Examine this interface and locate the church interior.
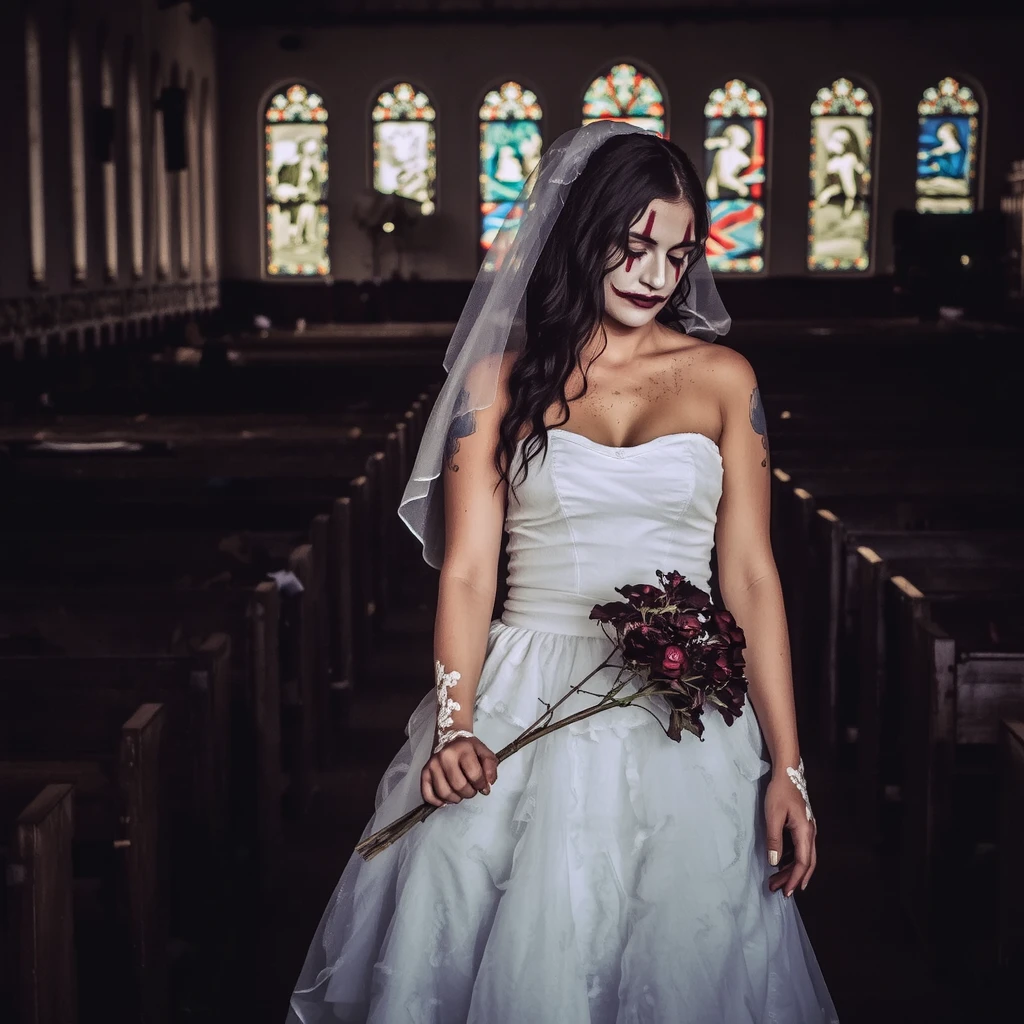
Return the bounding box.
[1,0,1023,1021]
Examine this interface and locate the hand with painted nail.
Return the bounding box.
[421,735,499,807]
[765,758,817,899]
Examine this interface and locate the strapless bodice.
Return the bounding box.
[501,429,724,637]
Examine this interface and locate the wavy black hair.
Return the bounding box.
[495,130,711,499]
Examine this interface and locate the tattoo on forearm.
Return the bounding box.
[444,387,477,472]
[749,386,769,468]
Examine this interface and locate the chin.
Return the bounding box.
[606,300,663,329]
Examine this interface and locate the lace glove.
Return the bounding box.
[785,757,815,823]
[433,660,475,755]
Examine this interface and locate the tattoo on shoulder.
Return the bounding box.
[749,386,769,468]
[444,387,477,472]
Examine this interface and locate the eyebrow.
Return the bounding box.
[628,231,699,250]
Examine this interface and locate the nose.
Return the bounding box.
[639,252,667,292]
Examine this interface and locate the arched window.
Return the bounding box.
[916,76,980,214]
[582,63,665,136]
[68,35,87,282]
[126,49,144,278]
[25,18,45,285]
[265,83,329,277]
[703,79,768,273]
[479,82,542,270]
[100,44,118,280]
[372,82,436,215]
[808,78,874,272]
[200,78,216,277]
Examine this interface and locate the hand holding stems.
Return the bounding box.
[360,651,641,860]
[765,756,817,898]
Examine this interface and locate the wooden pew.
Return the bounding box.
[771,467,1024,741]
[998,719,1024,972]
[0,703,168,1024]
[0,782,77,1024]
[0,640,230,898]
[858,565,1024,841]
[901,612,1024,954]
[0,584,281,883]
[808,521,1024,765]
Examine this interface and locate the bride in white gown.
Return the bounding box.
[287,122,840,1023]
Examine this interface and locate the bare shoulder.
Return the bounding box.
[687,341,758,401]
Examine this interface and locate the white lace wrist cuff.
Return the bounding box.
[784,756,814,822]
[434,729,475,754]
[434,660,473,755]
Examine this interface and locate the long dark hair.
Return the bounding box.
[495,131,711,499]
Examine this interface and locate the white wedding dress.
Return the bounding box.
[287,428,841,1023]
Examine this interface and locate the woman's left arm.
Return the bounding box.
[711,347,817,896]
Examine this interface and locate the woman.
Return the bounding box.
[287,121,839,1023]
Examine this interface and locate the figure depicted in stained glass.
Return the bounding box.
[264,84,329,276]
[480,82,543,268]
[373,83,437,215]
[916,77,979,214]
[582,63,666,136]
[704,80,767,273]
[808,78,874,271]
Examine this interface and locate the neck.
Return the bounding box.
[585,315,661,368]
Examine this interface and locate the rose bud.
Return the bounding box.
[661,645,686,678]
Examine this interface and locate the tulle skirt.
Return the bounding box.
[286,620,841,1023]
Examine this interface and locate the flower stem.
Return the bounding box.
[355,658,657,863]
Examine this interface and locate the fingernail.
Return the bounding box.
[768,850,779,866]
[483,787,490,795]
[801,880,808,891]
[785,890,793,898]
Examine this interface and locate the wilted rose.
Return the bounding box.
[659,644,687,679]
[707,646,744,684]
[669,609,704,639]
[589,600,640,628]
[621,622,672,664]
[657,570,712,611]
[711,609,745,647]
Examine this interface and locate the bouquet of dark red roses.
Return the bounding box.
[589,569,749,742]
[355,570,748,861]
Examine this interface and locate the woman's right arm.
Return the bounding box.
[420,356,511,807]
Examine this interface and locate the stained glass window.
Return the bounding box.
[479,82,542,270]
[808,78,874,272]
[582,63,665,136]
[704,80,768,273]
[264,84,329,277]
[916,77,980,214]
[372,83,436,215]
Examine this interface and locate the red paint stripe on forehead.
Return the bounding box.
[626,209,657,273]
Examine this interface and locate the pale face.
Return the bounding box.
[603,198,698,328]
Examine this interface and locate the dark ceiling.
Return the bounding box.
[169,0,1012,28]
